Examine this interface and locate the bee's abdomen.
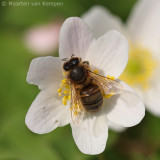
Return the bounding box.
[80,84,103,112]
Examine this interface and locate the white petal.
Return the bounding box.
[25,88,71,134]
[143,66,160,116]
[104,80,145,127]
[145,90,160,116]
[108,121,126,132]
[71,111,108,155]
[127,0,160,59]
[24,22,61,55]
[27,56,63,90]
[82,6,126,38]
[59,17,95,60]
[86,30,128,78]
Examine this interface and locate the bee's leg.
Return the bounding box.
[83,61,89,66]
[90,78,93,83]
[71,54,75,58]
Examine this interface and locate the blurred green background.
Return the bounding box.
[1,0,160,159]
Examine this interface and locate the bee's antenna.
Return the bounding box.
[71,54,75,58]
[62,58,68,61]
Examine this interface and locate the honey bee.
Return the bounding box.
[63,56,139,125]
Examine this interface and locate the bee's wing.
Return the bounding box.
[89,71,123,95]
[70,84,84,125]
[89,71,141,107]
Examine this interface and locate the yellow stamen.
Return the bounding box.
[65,84,70,89]
[68,95,71,100]
[63,95,68,100]
[63,90,69,94]
[93,69,99,74]
[60,83,64,87]
[61,79,67,83]
[62,100,66,105]
[120,44,158,90]
[104,93,114,99]
[58,93,62,97]
[58,76,71,106]
[107,75,115,80]
[57,88,62,93]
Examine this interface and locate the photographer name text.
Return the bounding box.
[2,1,63,7]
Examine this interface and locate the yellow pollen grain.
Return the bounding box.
[58,93,62,97]
[63,95,68,100]
[62,100,66,105]
[61,79,67,83]
[107,75,115,80]
[57,88,62,93]
[65,84,70,89]
[93,69,99,74]
[104,94,113,99]
[68,95,71,100]
[60,83,64,87]
[63,90,69,94]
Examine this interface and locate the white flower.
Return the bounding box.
[25,17,145,155]
[82,0,160,128]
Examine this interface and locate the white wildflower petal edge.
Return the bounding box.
[108,121,126,132]
[59,17,95,60]
[71,111,108,155]
[104,80,145,127]
[25,88,71,134]
[127,0,160,59]
[82,5,125,38]
[27,56,63,90]
[86,30,128,78]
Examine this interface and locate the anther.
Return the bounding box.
[107,75,115,80]
[93,69,99,74]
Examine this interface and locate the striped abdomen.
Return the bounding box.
[80,84,103,112]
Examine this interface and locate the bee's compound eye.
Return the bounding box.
[63,62,70,71]
[70,58,79,66]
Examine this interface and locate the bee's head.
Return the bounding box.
[63,57,80,71]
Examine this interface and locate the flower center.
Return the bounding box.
[57,75,71,106]
[120,45,157,90]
